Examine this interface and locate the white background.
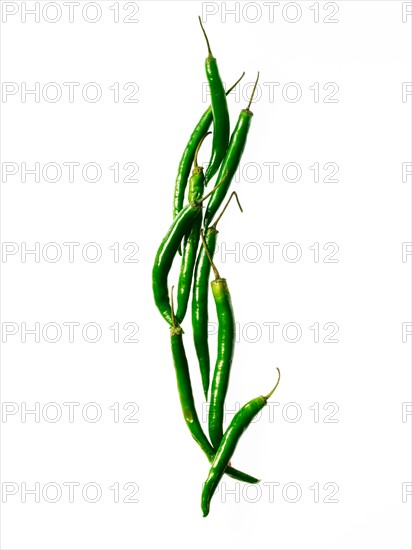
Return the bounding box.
[1,1,411,549]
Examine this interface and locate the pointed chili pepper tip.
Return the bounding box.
[169,285,184,335]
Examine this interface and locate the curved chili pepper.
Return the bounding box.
[187,135,210,204]
[173,72,245,223]
[201,369,281,517]
[176,134,209,323]
[203,72,260,229]
[198,17,230,184]
[192,227,218,399]
[153,204,201,325]
[153,180,223,326]
[192,192,243,400]
[169,290,260,484]
[200,231,237,449]
[208,278,235,449]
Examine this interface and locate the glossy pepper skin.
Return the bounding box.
[188,166,206,204]
[198,17,230,184]
[204,72,259,228]
[203,111,252,228]
[208,277,235,449]
[173,73,245,222]
[169,324,260,484]
[201,370,281,517]
[176,132,210,323]
[192,227,218,399]
[192,191,242,401]
[154,175,231,324]
[170,324,214,453]
[153,203,201,325]
[173,111,211,222]
[176,167,205,323]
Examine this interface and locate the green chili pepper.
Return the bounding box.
[173,72,245,223]
[201,369,281,517]
[192,227,218,399]
[208,279,235,449]
[203,72,260,229]
[153,204,201,325]
[175,134,209,323]
[153,181,224,326]
[187,135,210,204]
[200,231,237,449]
[192,192,243,400]
[169,289,260,484]
[176,215,202,324]
[198,17,230,184]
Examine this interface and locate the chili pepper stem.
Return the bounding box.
[246,72,260,111]
[195,170,228,207]
[173,72,245,218]
[194,132,211,170]
[200,229,220,280]
[198,16,212,56]
[264,368,281,401]
[227,72,245,95]
[211,191,243,230]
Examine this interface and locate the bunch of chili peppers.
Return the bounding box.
[152,18,280,516]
